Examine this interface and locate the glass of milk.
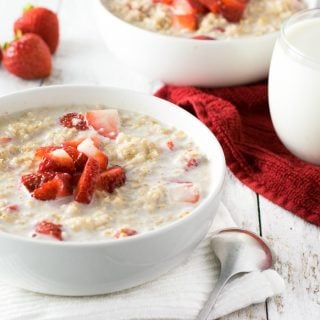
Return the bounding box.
[269,9,320,165]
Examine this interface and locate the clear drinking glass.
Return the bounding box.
[268,9,320,165]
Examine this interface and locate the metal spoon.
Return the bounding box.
[197,228,274,320]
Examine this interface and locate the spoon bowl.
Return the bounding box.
[197,228,274,320]
[211,228,274,273]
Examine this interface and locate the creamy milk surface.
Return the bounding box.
[0,106,211,241]
[285,17,320,60]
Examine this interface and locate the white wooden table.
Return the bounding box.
[0,1,319,319]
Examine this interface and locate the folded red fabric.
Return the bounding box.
[155,83,320,226]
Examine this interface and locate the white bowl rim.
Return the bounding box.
[0,84,226,248]
[96,0,281,44]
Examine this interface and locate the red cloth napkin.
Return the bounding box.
[155,83,320,227]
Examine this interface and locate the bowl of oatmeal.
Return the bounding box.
[0,85,225,295]
[94,0,314,86]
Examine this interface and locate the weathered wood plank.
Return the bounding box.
[220,172,267,320]
[260,197,320,320]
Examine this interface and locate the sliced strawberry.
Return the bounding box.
[33,178,59,200]
[55,173,73,197]
[173,13,198,30]
[90,135,101,148]
[61,138,85,149]
[33,173,72,200]
[114,228,137,239]
[21,172,56,192]
[59,112,89,130]
[169,182,200,203]
[63,145,88,172]
[74,158,100,204]
[0,136,12,143]
[197,0,220,13]
[219,0,248,22]
[62,145,78,162]
[192,35,216,40]
[85,109,120,139]
[185,158,200,170]
[153,0,173,4]
[166,140,175,151]
[35,221,63,241]
[99,166,126,193]
[38,149,75,174]
[172,0,207,14]
[77,138,108,170]
[6,204,19,211]
[71,172,81,187]
[35,146,60,159]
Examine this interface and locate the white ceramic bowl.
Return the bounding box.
[94,0,316,87]
[0,85,225,296]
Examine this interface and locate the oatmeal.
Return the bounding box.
[106,0,306,39]
[0,106,210,241]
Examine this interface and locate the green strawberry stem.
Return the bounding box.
[2,42,10,50]
[23,3,34,13]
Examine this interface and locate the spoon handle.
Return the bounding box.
[196,272,232,320]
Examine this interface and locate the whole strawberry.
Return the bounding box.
[14,5,59,54]
[3,33,52,79]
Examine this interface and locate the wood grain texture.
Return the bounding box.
[260,197,320,320]
[220,171,267,319]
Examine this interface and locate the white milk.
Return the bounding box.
[269,15,320,164]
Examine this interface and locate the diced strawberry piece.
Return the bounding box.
[33,179,59,200]
[77,138,108,170]
[35,146,60,159]
[90,135,101,148]
[71,172,81,187]
[169,182,200,203]
[166,140,175,150]
[192,35,216,40]
[63,145,89,172]
[214,26,225,32]
[74,158,100,204]
[114,228,138,239]
[85,109,120,139]
[75,153,88,171]
[197,0,220,13]
[62,145,78,162]
[61,138,85,149]
[55,173,73,197]
[38,149,75,174]
[173,13,198,30]
[6,204,19,211]
[153,0,173,4]
[21,172,56,192]
[35,221,63,241]
[33,173,72,200]
[185,158,200,170]
[59,112,89,130]
[220,0,248,22]
[0,136,12,143]
[99,166,126,193]
[172,0,207,14]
